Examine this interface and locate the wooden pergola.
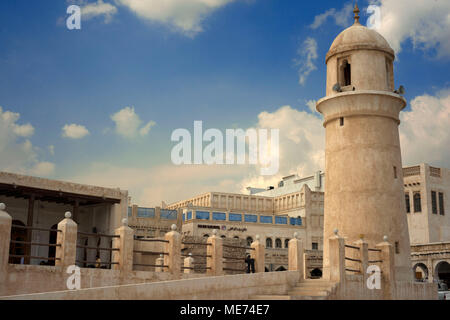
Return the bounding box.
[0,182,121,264]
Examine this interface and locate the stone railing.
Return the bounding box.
[403,166,421,177]
[327,230,395,288]
[429,166,441,178]
[0,202,309,290]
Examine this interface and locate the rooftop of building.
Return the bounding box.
[0,171,127,205]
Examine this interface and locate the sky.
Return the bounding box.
[0,0,449,206]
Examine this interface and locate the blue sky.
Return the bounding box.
[0,0,449,206]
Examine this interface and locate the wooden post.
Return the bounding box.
[25,195,35,264]
[72,199,80,224]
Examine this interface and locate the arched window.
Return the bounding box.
[221,235,226,239]
[233,236,239,240]
[285,239,290,248]
[246,237,253,247]
[266,238,273,248]
[203,234,209,238]
[405,193,411,213]
[414,192,422,212]
[343,60,351,86]
[275,238,282,248]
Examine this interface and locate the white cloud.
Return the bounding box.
[62,124,90,139]
[239,104,325,192]
[310,3,353,29]
[66,162,248,207]
[29,162,56,177]
[111,106,156,138]
[62,89,450,206]
[79,0,118,23]
[400,88,450,168]
[66,102,325,205]
[370,0,450,58]
[13,123,34,137]
[306,99,317,114]
[0,106,54,177]
[115,0,236,36]
[139,120,156,136]
[294,37,318,85]
[48,145,55,156]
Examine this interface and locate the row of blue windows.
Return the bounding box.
[196,211,210,220]
[184,211,192,221]
[131,207,302,226]
[275,216,288,225]
[212,212,226,221]
[137,207,155,218]
[183,210,302,226]
[260,216,273,224]
[160,209,177,220]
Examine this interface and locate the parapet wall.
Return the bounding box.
[0,264,207,297]
[327,274,437,300]
[1,271,301,300]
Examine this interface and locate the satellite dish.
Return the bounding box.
[332,83,342,93]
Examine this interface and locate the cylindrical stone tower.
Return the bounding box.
[316,5,412,281]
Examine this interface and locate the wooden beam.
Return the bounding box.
[25,194,35,264]
[73,199,80,224]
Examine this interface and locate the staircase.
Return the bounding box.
[250,279,336,300]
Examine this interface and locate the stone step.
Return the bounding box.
[290,295,328,300]
[296,283,333,289]
[249,295,292,300]
[298,279,332,284]
[288,289,330,296]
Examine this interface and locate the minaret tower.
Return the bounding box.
[316,4,412,281]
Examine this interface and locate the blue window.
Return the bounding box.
[127,207,132,217]
[137,207,155,218]
[229,213,242,222]
[160,209,177,220]
[260,216,273,224]
[182,213,185,221]
[212,212,226,221]
[187,211,192,220]
[196,211,210,220]
[275,216,287,225]
[244,214,257,223]
[290,217,302,226]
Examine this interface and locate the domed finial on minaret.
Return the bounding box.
[353,3,361,25]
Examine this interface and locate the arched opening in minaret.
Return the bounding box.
[343,60,351,86]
